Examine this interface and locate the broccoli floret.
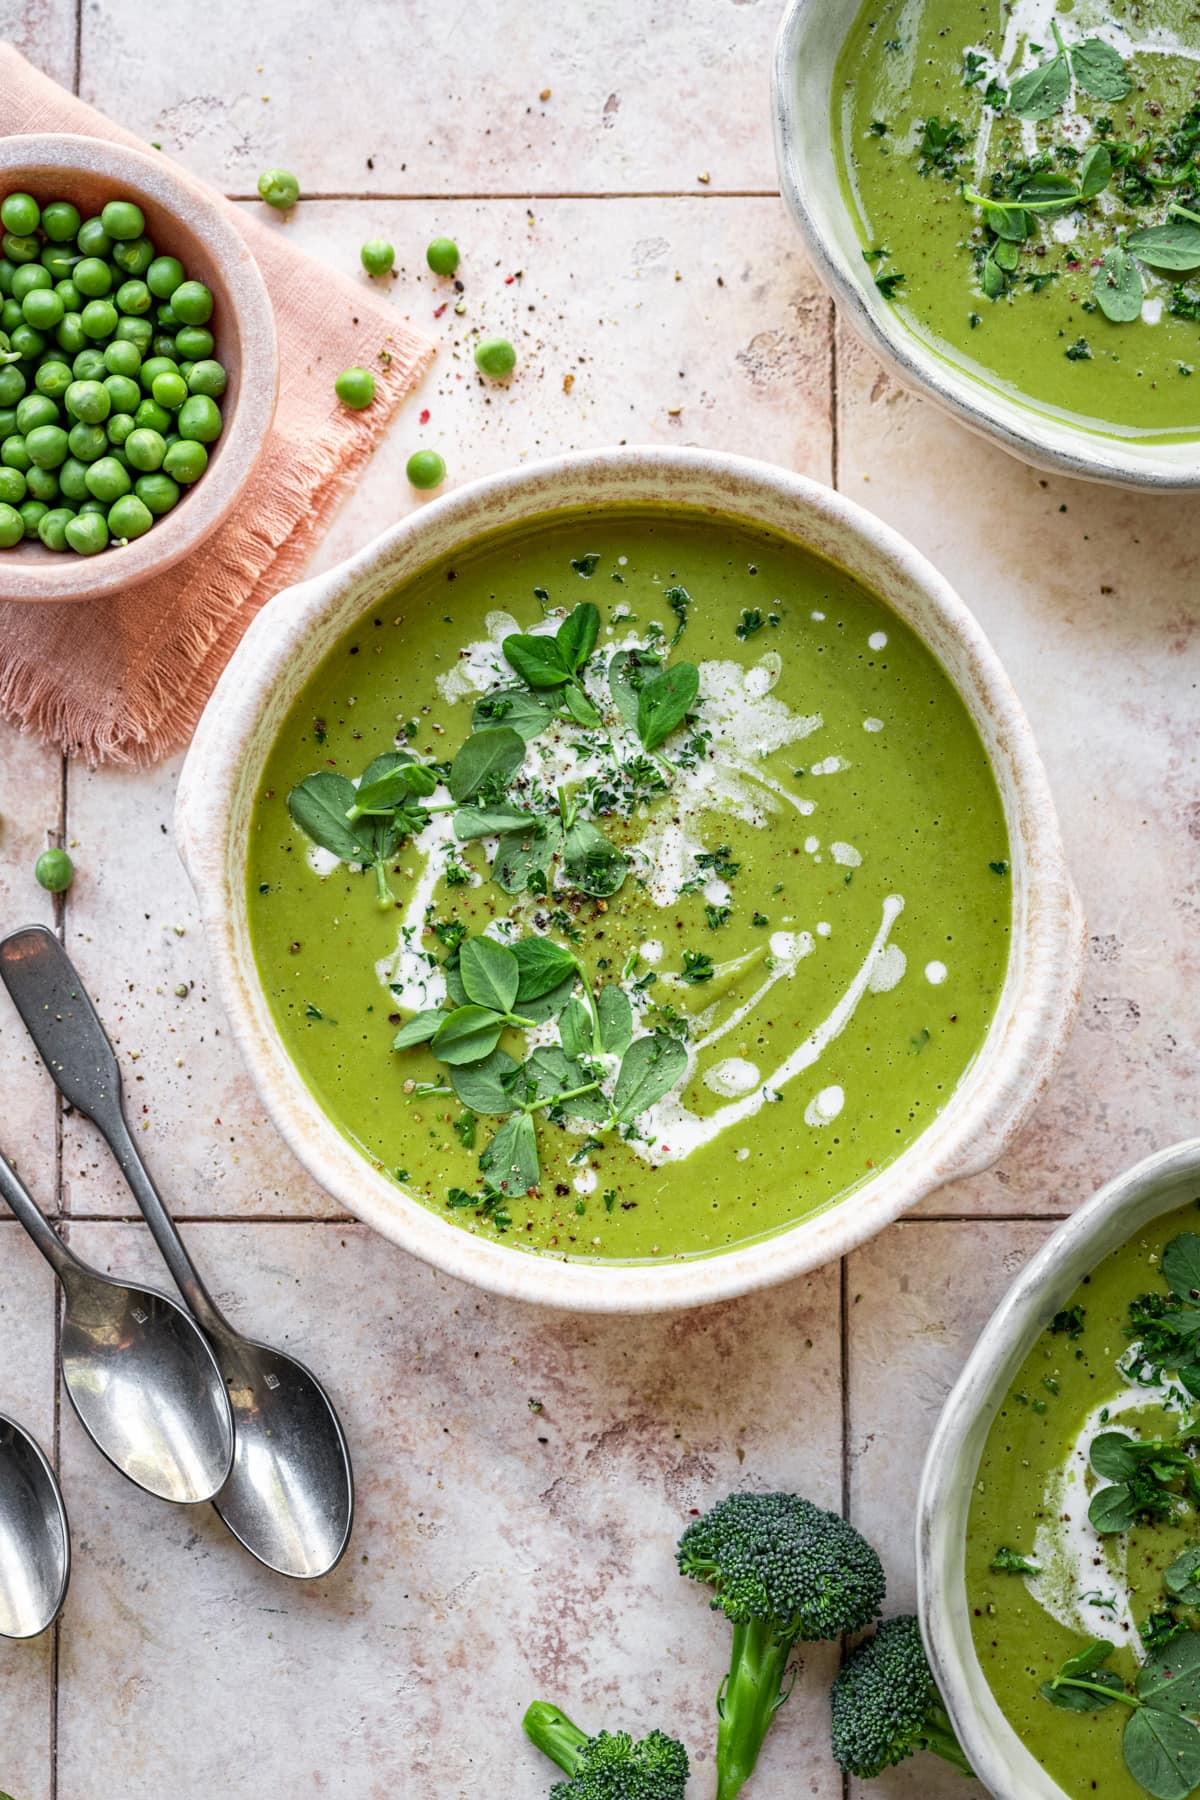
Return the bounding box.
[677,1491,885,1799]
[523,1701,689,1799]
[830,1614,973,1778]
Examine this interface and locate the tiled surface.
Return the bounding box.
[0,2,1196,1797]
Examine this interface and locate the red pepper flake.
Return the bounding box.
[433,302,448,318]
[504,273,515,285]
[419,407,430,425]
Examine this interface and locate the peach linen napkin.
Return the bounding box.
[0,46,435,765]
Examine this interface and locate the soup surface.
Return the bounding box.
[968,1201,1200,1798]
[247,509,1010,1261]
[835,0,1200,441]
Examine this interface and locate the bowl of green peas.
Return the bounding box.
[0,133,278,603]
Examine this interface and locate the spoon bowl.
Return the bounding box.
[0,1415,70,1639]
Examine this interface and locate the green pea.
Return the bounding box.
[146,255,184,299]
[65,378,110,424]
[103,374,141,415]
[17,394,59,434]
[83,456,130,502]
[112,236,154,277]
[75,218,111,258]
[474,335,516,378]
[177,361,194,382]
[134,471,180,515]
[0,465,26,505]
[71,347,107,381]
[177,394,221,441]
[106,412,135,448]
[114,316,153,352]
[74,256,113,298]
[335,366,375,409]
[58,456,90,502]
[152,371,188,411]
[0,364,25,407]
[25,465,59,503]
[125,427,166,471]
[1,435,30,471]
[106,493,153,540]
[257,168,300,210]
[41,201,81,244]
[21,289,64,332]
[360,238,395,276]
[9,323,45,359]
[0,259,13,297]
[25,424,69,469]
[19,498,48,538]
[115,278,152,316]
[155,303,179,330]
[186,358,226,398]
[55,313,86,355]
[80,299,118,340]
[12,263,51,301]
[151,332,178,360]
[0,298,21,333]
[65,511,109,555]
[100,199,145,242]
[162,438,207,484]
[3,233,40,265]
[173,325,213,360]
[77,498,108,515]
[37,506,74,551]
[67,421,107,463]
[54,279,81,312]
[34,847,74,891]
[426,237,460,276]
[405,448,446,490]
[1,193,39,237]
[0,499,24,546]
[134,397,172,434]
[138,355,177,393]
[171,281,213,326]
[103,339,141,378]
[39,244,78,282]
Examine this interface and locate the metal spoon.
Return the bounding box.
[0,1151,233,1504]
[0,1414,70,1639]
[0,926,354,1581]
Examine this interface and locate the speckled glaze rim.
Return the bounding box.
[176,446,1084,1314]
[0,134,278,604]
[771,1,1200,492]
[918,1139,1200,1798]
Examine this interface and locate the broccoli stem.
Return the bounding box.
[524,1702,589,1776]
[715,1619,796,1800]
[923,1703,976,1776]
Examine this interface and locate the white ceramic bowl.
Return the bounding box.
[771,1,1200,491]
[918,1138,1200,1798]
[176,446,1083,1313]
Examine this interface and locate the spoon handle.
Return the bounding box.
[0,925,226,1337]
[0,1150,78,1282]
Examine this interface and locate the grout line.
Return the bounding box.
[223,187,783,203]
[829,301,840,490]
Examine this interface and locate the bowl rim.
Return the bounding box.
[770,0,1200,492]
[917,1136,1200,1797]
[0,132,278,604]
[176,444,1084,1313]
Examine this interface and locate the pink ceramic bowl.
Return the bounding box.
[0,134,277,604]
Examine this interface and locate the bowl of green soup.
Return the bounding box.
[919,1138,1200,1799]
[773,1,1200,487]
[176,447,1082,1311]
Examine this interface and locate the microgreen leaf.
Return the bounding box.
[1164,1235,1200,1300]
[1071,38,1131,103]
[480,1110,540,1195]
[448,726,526,803]
[1137,1632,1200,1712]
[1009,36,1071,121]
[458,937,520,1014]
[636,660,700,753]
[597,984,633,1056]
[1090,1431,1141,1482]
[449,1048,519,1114]
[502,630,573,689]
[1079,143,1113,201]
[608,646,661,726]
[472,688,556,741]
[570,553,600,578]
[454,803,543,840]
[1123,1707,1200,1800]
[431,1005,508,1066]
[287,772,372,862]
[392,1010,445,1050]
[1040,1669,1125,1712]
[1094,240,1143,322]
[1165,1547,1200,1607]
[349,753,437,817]
[561,684,602,727]
[556,601,600,672]
[517,972,577,1026]
[512,938,577,1002]
[665,585,691,646]
[492,820,562,894]
[562,819,628,898]
[1126,221,1200,273]
[611,1033,688,1124]
[558,998,591,1062]
[1089,1483,1136,1535]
